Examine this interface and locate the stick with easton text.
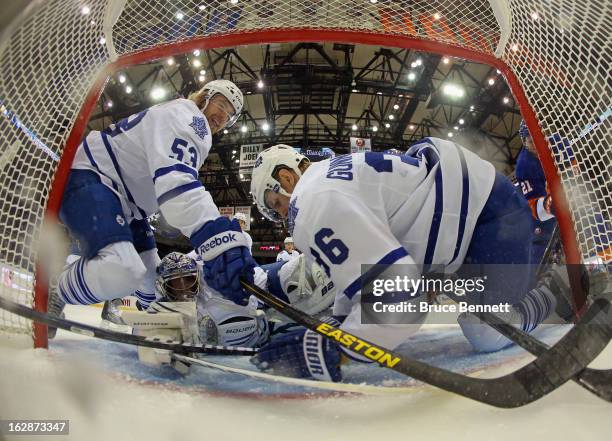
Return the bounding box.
[472,309,612,401]
[240,278,612,408]
[0,296,257,356]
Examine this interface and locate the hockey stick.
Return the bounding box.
[472,310,612,401]
[535,224,560,279]
[171,353,427,395]
[240,278,612,408]
[0,296,257,356]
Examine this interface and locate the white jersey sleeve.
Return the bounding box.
[71,99,220,237]
[143,100,219,237]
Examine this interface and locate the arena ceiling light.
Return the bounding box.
[176,11,184,20]
[240,125,248,133]
[442,83,465,98]
[372,126,378,132]
[388,114,395,120]
[192,59,202,68]
[125,86,132,94]
[459,118,465,124]
[442,57,450,64]
[407,72,416,81]
[262,122,270,131]
[393,104,399,110]
[223,129,229,135]
[193,49,201,56]
[257,80,264,88]
[81,6,91,15]
[351,124,358,130]
[385,123,390,128]
[198,75,205,82]
[409,124,415,130]
[166,58,175,66]
[447,132,454,137]
[150,87,166,101]
[118,74,126,83]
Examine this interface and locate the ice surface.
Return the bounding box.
[0,305,610,441]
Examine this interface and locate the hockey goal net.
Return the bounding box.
[0,0,609,347]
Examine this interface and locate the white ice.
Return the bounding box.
[0,304,610,441]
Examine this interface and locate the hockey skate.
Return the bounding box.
[46,283,66,339]
[538,264,586,322]
[101,298,126,325]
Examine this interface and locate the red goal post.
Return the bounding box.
[0,0,608,348]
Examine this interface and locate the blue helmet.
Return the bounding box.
[518,120,531,139]
[156,252,200,301]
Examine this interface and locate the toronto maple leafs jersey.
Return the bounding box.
[71,99,219,237]
[288,137,496,350]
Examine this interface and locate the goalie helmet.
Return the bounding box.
[250,145,308,222]
[156,252,200,302]
[199,79,243,128]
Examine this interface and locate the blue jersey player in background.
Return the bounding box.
[515,120,558,267]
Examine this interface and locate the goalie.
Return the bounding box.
[128,251,336,369]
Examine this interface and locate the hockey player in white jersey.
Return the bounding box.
[50,80,256,324]
[232,212,253,252]
[276,237,301,262]
[247,142,575,382]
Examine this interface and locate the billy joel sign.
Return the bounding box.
[239,144,264,179]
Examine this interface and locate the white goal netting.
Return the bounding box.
[0,0,609,346]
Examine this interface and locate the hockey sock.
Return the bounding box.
[132,248,161,310]
[515,285,556,332]
[57,242,146,305]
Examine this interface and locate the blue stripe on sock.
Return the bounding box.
[76,260,100,304]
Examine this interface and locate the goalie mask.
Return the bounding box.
[250,145,308,222]
[156,252,200,302]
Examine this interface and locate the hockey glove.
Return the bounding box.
[250,320,342,382]
[191,216,256,305]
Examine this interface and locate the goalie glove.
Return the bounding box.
[250,318,342,382]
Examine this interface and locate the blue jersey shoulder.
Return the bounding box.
[515,148,547,199]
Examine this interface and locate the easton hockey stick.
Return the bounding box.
[240,278,612,408]
[171,353,427,395]
[0,296,257,356]
[472,310,612,401]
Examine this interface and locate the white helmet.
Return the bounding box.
[233,212,247,223]
[200,79,243,128]
[250,145,308,222]
[284,237,294,244]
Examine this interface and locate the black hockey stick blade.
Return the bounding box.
[241,278,612,408]
[0,296,257,356]
[474,310,612,402]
